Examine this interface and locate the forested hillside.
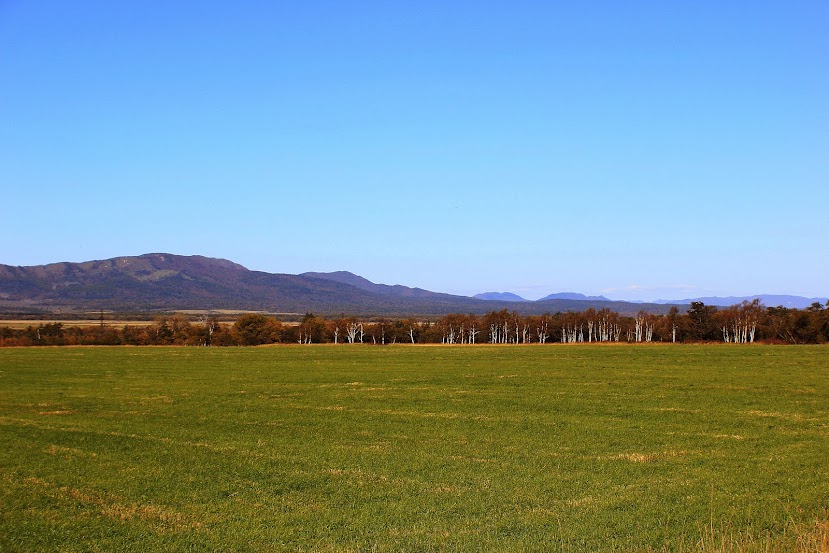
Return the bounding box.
[0,254,674,316]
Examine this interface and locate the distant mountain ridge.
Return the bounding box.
[475,291,611,302]
[0,253,677,316]
[653,294,828,309]
[475,290,825,309]
[301,271,445,299]
[538,292,611,302]
[473,292,528,302]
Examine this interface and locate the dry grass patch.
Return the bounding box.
[685,513,829,553]
[565,495,597,507]
[614,450,692,463]
[21,476,204,532]
[43,444,98,458]
[365,441,393,453]
[324,467,391,487]
[745,410,806,422]
[138,395,174,404]
[712,434,746,440]
[653,407,702,413]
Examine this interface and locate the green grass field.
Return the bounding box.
[1,345,827,551]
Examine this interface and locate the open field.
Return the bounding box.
[1,345,827,551]
[0,320,158,329]
[0,318,302,329]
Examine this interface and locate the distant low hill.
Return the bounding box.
[475,290,826,310]
[654,295,828,309]
[473,292,528,302]
[538,292,611,302]
[474,291,612,302]
[0,253,677,316]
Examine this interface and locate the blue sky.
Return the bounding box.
[1,1,827,301]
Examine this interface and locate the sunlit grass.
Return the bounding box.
[1,345,827,551]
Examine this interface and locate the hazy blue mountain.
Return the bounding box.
[301,271,444,298]
[538,292,611,302]
[473,292,529,302]
[654,295,828,309]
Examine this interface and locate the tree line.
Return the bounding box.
[2,300,828,347]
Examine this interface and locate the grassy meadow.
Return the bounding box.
[1,345,827,551]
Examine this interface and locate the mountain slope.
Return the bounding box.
[0,254,371,312]
[0,254,489,314]
[301,271,445,298]
[0,254,678,316]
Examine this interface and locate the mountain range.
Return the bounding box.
[0,253,822,316]
[653,295,828,309]
[476,291,826,310]
[0,253,675,316]
[473,292,611,302]
[472,292,529,302]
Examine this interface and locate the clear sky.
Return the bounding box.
[1,1,827,301]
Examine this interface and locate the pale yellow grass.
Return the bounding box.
[688,515,829,553]
[644,511,829,552]
[19,476,205,532]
